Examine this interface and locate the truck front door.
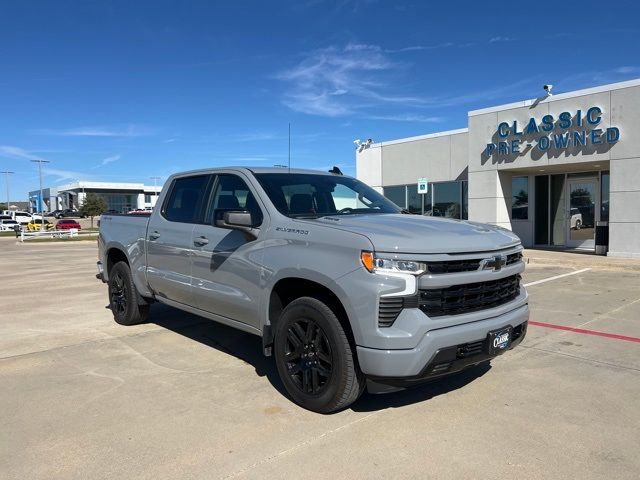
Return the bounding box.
[146,174,212,306]
[190,173,264,328]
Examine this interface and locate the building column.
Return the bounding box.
[467,170,511,229]
[608,157,640,257]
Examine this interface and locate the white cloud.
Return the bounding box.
[0,145,44,161]
[31,125,154,137]
[92,154,121,169]
[615,66,640,74]
[489,36,515,43]
[276,43,430,117]
[232,132,279,142]
[367,114,444,123]
[385,43,454,53]
[42,167,92,183]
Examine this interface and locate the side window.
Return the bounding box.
[207,174,263,226]
[163,175,210,223]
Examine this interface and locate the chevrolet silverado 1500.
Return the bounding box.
[98,167,528,412]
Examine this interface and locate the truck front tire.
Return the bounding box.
[108,261,149,325]
[274,297,365,413]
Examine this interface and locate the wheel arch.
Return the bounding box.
[265,276,357,357]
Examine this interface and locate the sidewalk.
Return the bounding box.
[523,248,640,271]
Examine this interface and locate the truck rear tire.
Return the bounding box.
[108,261,149,325]
[274,297,365,413]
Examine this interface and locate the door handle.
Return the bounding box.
[149,231,160,240]
[194,236,209,246]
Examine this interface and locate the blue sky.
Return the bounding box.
[2,0,640,200]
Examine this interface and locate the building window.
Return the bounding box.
[433,181,461,219]
[383,186,406,208]
[511,177,529,220]
[144,194,151,203]
[461,181,468,220]
[601,171,610,222]
[407,184,422,214]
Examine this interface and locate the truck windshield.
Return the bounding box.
[254,173,401,218]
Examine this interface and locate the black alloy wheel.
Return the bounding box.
[274,297,365,413]
[110,271,128,317]
[108,261,149,325]
[284,318,333,395]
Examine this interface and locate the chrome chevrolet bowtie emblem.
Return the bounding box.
[480,254,507,271]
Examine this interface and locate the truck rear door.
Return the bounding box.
[146,174,212,306]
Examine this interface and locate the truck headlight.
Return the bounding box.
[360,251,425,275]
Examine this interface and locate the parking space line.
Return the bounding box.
[523,268,591,287]
[529,320,640,343]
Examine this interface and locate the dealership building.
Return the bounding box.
[356,78,640,258]
[28,181,161,214]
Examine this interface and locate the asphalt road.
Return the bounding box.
[1,237,639,479]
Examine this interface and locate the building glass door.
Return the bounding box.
[567,178,598,248]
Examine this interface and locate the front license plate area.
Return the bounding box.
[486,326,513,356]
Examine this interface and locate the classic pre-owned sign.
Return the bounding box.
[485,106,620,156]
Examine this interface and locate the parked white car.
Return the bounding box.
[3,210,42,225]
[570,208,583,230]
[0,219,20,231]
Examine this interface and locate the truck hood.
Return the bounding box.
[311,214,521,254]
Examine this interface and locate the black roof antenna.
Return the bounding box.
[328,166,343,175]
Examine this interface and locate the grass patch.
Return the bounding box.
[0,231,18,237]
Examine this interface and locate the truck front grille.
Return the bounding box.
[426,259,481,274]
[424,251,523,274]
[419,274,521,317]
[506,252,523,265]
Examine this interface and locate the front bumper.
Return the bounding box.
[356,302,529,380]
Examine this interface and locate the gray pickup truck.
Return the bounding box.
[98,167,528,412]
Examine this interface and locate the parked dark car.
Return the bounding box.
[48,209,64,217]
[56,219,82,230]
[56,209,86,219]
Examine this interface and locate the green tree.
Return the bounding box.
[80,193,108,228]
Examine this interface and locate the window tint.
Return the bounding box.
[407,184,422,214]
[163,175,209,223]
[601,171,609,222]
[207,174,263,226]
[511,177,529,220]
[383,186,406,208]
[433,181,461,219]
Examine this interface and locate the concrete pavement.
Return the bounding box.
[1,237,639,479]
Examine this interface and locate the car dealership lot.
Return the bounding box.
[1,237,639,479]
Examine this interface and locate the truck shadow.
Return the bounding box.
[148,303,491,412]
[350,364,491,412]
[149,303,289,399]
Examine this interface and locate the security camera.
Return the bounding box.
[543,84,553,95]
[353,139,361,148]
[366,138,373,145]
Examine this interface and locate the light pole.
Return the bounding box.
[1,171,14,212]
[150,176,161,207]
[31,159,50,231]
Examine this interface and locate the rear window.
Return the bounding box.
[162,175,210,223]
